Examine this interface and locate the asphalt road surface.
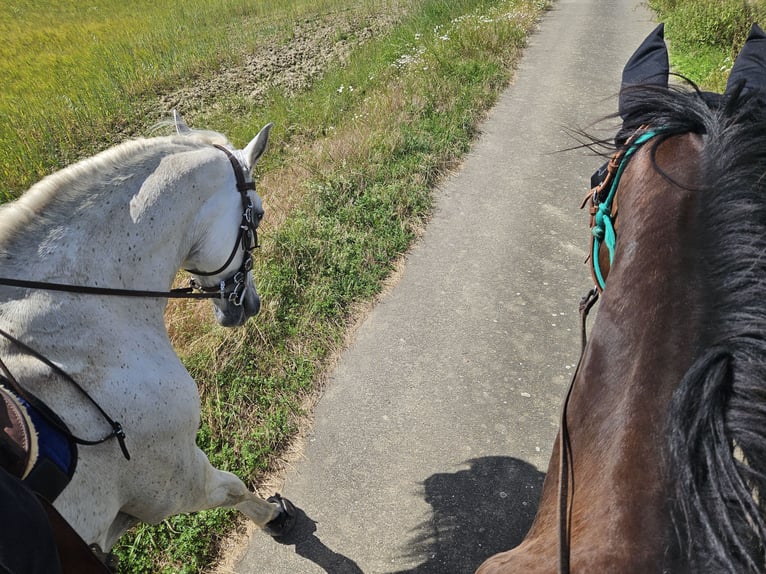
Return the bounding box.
[231,1,657,572]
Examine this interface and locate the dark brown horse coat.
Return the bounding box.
[478,23,766,574]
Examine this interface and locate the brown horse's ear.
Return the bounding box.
[619,24,669,120]
[725,24,766,98]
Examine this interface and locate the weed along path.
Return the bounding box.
[230,1,655,572]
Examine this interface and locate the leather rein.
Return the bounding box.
[0,144,259,462]
[557,128,660,573]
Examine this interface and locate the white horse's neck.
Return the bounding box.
[0,136,232,292]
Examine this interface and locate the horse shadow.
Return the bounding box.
[274,506,365,573]
[389,456,545,574]
[274,456,543,574]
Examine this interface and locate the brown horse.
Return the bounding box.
[477,24,766,573]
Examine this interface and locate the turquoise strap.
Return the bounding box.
[591,131,659,290]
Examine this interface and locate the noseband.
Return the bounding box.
[185,144,262,306]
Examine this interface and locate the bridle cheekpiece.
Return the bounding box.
[582,128,661,291]
[185,144,262,306]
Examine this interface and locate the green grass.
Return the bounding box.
[0,0,550,571]
[0,0,387,197]
[648,0,766,91]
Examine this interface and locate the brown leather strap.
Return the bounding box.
[557,287,599,574]
[36,495,113,574]
[0,390,110,573]
[0,385,35,479]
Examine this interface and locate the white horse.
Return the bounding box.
[0,113,295,559]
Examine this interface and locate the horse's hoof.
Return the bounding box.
[89,544,119,572]
[263,493,297,538]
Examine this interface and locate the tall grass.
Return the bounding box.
[648,0,766,90]
[0,0,385,198]
[4,0,550,571]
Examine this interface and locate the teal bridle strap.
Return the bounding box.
[591,130,660,290]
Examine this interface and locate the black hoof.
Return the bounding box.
[263,493,297,538]
[89,544,119,572]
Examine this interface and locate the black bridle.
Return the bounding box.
[185,144,263,306]
[0,143,262,460]
[0,144,261,304]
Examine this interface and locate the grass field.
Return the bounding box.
[2,0,550,572]
[0,0,391,198]
[648,0,766,91]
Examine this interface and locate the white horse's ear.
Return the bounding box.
[242,123,273,170]
[173,110,192,135]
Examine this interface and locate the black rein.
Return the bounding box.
[557,286,599,574]
[0,276,221,300]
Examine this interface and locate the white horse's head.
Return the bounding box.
[176,113,271,327]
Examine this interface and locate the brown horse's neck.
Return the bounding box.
[477,134,706,574]
[562,134,705,571]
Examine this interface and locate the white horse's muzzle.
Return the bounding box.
[212,273,260,327]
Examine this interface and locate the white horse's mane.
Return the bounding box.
[0,128,232,247]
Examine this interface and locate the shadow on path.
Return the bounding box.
[389,456,545,574]
[274,506,364,574]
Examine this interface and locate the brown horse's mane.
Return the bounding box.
[618,83,766,573]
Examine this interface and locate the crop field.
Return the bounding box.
[0,0,395,197]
